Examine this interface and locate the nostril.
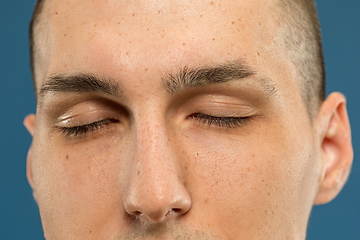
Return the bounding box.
[133,211,143,217]
[172,208,182,213]
[128,210,142,216]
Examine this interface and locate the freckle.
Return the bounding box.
[252,154,255,158]
[185,166,188,170]
[137,171,140,175]
[56,12,58,15]
[257,52,261,56]
[66,155,69,159]
[197,153,199,156]
[182,42,186,46]
[118,22,120,24]
[147,28,149,31]
[94,24,97,27]
[200,15,203,17]
[210,2,214,5]
[144,68,148,71]
[129,41,132,43]
[215,181,218,185]
[213,38,215,40]
[231,21,235,24]
[157,11,160,14]
[204,198,209,203]
[259,22,262,26]
[268,192,271,196]
[64,33,66,37]
[132,13,135,17]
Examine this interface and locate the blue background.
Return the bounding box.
[0,1,359,239]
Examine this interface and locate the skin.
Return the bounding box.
[24,0,353,239]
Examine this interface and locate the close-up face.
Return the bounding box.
[24,0,353,239]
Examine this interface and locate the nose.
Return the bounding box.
[123,123,191,223]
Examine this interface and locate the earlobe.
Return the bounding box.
[24,114,37,199]
[314,92,353,205]
[26,145,34,189]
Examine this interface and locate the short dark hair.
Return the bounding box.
[274,0,325,118]
[29,0,325,118]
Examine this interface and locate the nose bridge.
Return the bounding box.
[123,115,191,222]
[136,120,175,193]
[138,119,170,167]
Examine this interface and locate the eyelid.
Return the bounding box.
[180,93,256,114]
[187,100,256,119]
[56,108,117,128]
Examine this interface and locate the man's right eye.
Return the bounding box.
[59,119,120,137]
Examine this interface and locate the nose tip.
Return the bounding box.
[124,185,192,223]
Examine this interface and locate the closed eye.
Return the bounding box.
[59,119,119,137]
[188,113,250,128]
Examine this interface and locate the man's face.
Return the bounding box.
[28,0,324,239]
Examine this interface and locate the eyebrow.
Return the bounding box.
[38,62,277,102]
[38,74,121,99]
[163,62,256,94]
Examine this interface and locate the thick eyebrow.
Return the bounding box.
[163,62,256,94]
[38,74,121,99]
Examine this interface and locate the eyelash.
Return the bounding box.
[60,119,119,137]
[189,113,250,128]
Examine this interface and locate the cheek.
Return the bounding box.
[31,135,127,237]
[182,122,316,235]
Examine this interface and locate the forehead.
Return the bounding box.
[38,0,289,84]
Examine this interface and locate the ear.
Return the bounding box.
[24,114,36,196]
[314,92,353,205]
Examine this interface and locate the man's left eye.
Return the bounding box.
[60,119,119,137]
[188,113,251,128]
